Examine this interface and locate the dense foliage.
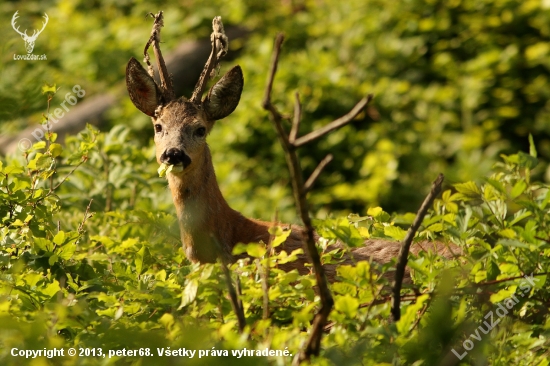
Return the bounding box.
[1,103,549,364]
[2,0,550,218]
[2,0,550,365]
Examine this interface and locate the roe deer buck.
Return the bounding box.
[126,14,458,281]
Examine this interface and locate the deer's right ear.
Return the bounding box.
[126,57,161,117]
[203,66,244,121]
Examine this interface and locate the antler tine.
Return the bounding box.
[190,16,229,103]
[38,13,49,34]
[11,11,28,37]
[143,11,175,102]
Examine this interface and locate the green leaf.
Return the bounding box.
[490,287,517,303]
[454,181,480,198]
[517,151,538,169]
[233,243,266,258]
[179,279,198,309]
[57,243,76,260]
[397,294,429,334]
[528,134,537,158]
[271,228,292,248]
[53,231,65,245]
[384,225,406,241]
[34,237,53,252]
[334,294,359,318]
[48,254,58,266]
[33,141,47,150]
[510,180,527,199]
[49,143,63,158]
[157,163,170,177]
[498,239,530,249]
[135,246,152,275]
[41,281,61,298]
[27,153,51,170]
[42,83,57,94]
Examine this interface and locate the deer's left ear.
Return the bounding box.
[203,66,243,121]
[126,57,161,117]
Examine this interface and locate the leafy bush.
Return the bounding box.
[1,89,549,364]
[3,1,550,364]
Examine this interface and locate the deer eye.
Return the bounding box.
[154,124,162,133]
[195,127,206,138]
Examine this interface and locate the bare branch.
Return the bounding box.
[191,16,228,102]
[304,154,333,193]
[262,33,285,118]
[262,33,335,364]
[293,94,373,148]
[221,260,246,332]
[143,11,175,102]
[289,92,301,144]
[391,173,444,322]
[77,198,94,234]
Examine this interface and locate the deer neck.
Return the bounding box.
[166,146,243,263]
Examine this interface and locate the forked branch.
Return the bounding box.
[263,33,373,364]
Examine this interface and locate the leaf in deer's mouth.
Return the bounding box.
[158,163,184,177]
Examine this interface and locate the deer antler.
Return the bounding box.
[11,11,28,37]
[143,11,175,103]
[32,13,49,38]
[11,12,49,39]
[190,16,229,102]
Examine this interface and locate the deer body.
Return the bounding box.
[126,57,307,266]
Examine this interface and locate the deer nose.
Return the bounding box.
[160,148,192,167]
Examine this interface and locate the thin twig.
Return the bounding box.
[289,92,302,144]
[262,33,284,115]
[221,261,246,332]
[77,198,94,234]
[51,157,87,191]
[45,94,55,193]
[472,271,550,287]
[391,173,444,322]
[409,300,430,333]
[293,94,373,148]
[304,154,333,193]
[216,232,246,332]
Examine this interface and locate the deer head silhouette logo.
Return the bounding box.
[11,11,48,54]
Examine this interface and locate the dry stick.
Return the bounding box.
[289,92,302,144]
[262,33,332,363]
[220,257,246,332]
[144,11,175,101]
[391,173,444,322]
[304,154,333,193]
[77,198,94,234]
[293,94,373,148]
[262,33,373,364]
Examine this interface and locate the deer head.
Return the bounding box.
[11,11,48,54]
[125,14,243,175]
